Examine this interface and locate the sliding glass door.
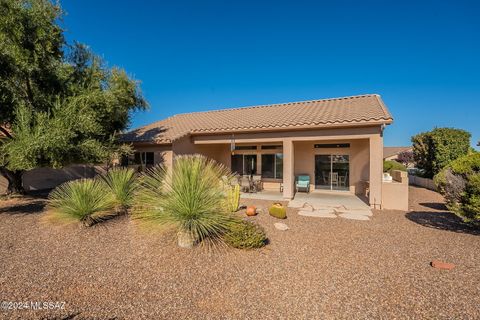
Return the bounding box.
[314,155,349,191]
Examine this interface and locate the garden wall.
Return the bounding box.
[382,170,409,211]
[409,175,437,191]
[0,165,108,195]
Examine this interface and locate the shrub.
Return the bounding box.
[47,179,115,226]
[383,160,407,173]
[269,203,286,219]
[434,153,480,224]
[224,220,268,249]
[225,184,240,213]
[133,155,238,247]
[412,128,471,178]
[101,167,137,214]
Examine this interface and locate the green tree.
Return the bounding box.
[0,0,147,194]
[411,128,471,178]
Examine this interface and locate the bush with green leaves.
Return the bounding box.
[383,160,407,173]
[224,220,268,249]
[412,128,471,178]
[434,153,480,224]
[101,167,137,214]
[47,179,115,227]
[133,155,238,248]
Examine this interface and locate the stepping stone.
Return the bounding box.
[274,222,289,231]
[335,209,373,217]
[298,209,337,218]
[288,200,305,208]
[338,213,370,221]
[431,260,455,270]
[302,204,314,212]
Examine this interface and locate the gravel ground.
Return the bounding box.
[0,186,479,319]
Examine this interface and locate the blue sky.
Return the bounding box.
[62,0,479,147]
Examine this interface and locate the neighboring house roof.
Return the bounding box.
[383,146,412,159]
[122,94,393,144]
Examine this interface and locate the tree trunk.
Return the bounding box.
[0,167,25,195]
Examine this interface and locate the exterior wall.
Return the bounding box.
[382,170,409,211]
[133,144,173,167]
[293,139,369,195]
[369,133,384,209]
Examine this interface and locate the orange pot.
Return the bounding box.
[246,206,257,216]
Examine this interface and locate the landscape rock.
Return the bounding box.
[298,209,337,218]
[274,222,289,231]
[338,213,370,221]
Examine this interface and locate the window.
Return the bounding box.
[314,143,350,148]
[234,145,257,150]
[261,153,283,179]
[231,154,257,175]
[122,152,154,166]
[261,145,282,150]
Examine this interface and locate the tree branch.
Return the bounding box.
[0,126,12,139]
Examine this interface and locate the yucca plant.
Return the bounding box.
[101,167,137,214]
[133,155,239,248]
[47,179,115,226]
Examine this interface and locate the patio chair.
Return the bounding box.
[296,175,310,193]
[330,172,339,188]
[240,176,251,193]
[252,175,262,191]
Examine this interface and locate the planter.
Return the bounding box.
[246,205,257,216]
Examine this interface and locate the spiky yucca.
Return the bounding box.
[101,167,137,214]
[47,179,115,226]
[133,155,238,247]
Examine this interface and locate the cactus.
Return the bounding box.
[225,184,240,212]
[269,203,287,219]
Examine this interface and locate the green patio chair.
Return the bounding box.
[296,175,310,193]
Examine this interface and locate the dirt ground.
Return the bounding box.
[0,186,479,319]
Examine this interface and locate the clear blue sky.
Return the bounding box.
[62,0,479,148]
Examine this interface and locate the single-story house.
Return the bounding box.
[383,146,412,161]
[122,94,395,209]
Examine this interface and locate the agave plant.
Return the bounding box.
[47,179,115,226]
[101,167,137,214]
[133,155,239,248]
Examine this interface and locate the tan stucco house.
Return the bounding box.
[122,94,395,209]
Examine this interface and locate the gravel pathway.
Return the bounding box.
[0,186,479,319]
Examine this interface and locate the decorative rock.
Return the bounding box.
[298,209,337,218]
[246,206,257,216]
[338,213,370,221]
[335,209,373,217]
[431,260,455,270]
[274,222,289,231]
[288,200,305,208]
[302,204,314,212]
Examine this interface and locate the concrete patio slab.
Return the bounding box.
[335,209,373,216]
[298,209,337,218]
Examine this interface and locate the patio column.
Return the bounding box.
[283,139,295,199]
[369,134,383,209]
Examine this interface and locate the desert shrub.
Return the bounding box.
[101,167,137,213]
[412,128,471,178]
[224,220,268,249]
[133,155,238,247]
[225,184,240,213]
[47,179,115,226]
[434,153,480,224]
[397,150,414,167]
[269,203,286,219]
[383,160,407,173]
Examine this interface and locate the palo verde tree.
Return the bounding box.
[0,0,147,194]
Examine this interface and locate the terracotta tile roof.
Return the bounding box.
[122,94,393,144]
[383,146,412,159]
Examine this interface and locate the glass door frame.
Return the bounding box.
[314,154,350,191]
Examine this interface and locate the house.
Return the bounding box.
[122,94,395,209]
[383,146,413,167]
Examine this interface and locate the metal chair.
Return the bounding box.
[240,176,251,193]
[296,175,310,193]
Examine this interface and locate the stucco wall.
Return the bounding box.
[382,170,409,211]
[293,139,369,195]
[132,144,173,167]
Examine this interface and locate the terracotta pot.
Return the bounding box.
[246,205,257,216]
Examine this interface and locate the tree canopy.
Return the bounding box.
[411,128,471,178]
[0,0,147,193]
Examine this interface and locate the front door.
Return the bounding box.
[314,155,349,191]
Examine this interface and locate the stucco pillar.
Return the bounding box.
[283,139,295,199]
[369,134,383,209]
